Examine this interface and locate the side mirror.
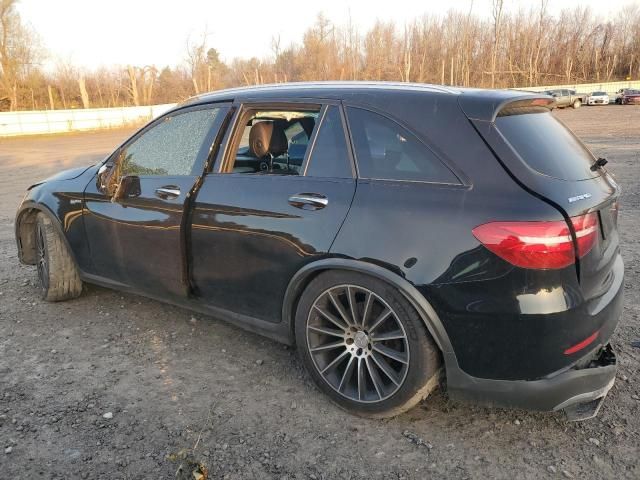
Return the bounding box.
[97,163,111,193]
[111,175,141,202]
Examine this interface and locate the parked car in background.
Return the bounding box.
[15,82,622,421]
[621,89,640,105]
[543,88,587,108]
[587,91,609,105]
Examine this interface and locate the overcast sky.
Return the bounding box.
[18,0,638,70]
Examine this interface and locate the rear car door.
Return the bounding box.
[190,101,356,323]
[83,103,230,299]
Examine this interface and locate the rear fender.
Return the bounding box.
[282,258,459,374]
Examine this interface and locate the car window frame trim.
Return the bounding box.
[301,104,357,179]
[214,99,331,176]
[340,101,466,186]
[107,101,232,178]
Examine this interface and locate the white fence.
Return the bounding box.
[1,79,639,138]
[523,80,640,95]
[0,104,177,138]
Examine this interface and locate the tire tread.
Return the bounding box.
[36,213,82,302]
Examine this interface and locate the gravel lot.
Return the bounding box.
[1,107,639,479]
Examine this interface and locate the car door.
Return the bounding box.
[190,101,357,323]
[83,103,230,299]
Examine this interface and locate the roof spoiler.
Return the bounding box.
[458,92,555,122]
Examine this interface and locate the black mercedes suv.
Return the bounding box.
[15,82,623,420]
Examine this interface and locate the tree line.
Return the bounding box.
[1,0,639,111]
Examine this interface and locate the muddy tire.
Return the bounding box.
[572,99,582,109]
[295,270,441,418]
[35,212,82,302]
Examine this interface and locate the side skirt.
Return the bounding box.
[81,273,293,345]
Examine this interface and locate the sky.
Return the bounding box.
[17,0,638,71]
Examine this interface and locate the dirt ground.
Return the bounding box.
[0,106,639,480]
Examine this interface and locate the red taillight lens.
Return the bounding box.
[472,213,598,269]
[571,212,599,258]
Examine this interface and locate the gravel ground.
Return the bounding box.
[0,107,639,479]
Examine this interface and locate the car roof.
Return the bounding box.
[179,81,549,122]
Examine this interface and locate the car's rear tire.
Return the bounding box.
[35,212,82,302]
[295,270,441,418]
[572,99,582,109]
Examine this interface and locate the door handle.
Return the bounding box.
[288,193,328,210]
[155,186,181,199]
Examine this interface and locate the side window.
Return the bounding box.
[227,109,320,175]
[346,107,459,184]
[119,107,220,176]
[305,106,352,178]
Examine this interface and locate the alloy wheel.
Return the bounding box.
[36,223,49,292]
[305,284,410,403]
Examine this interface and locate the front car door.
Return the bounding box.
[190,101,357,324]
[83,103,230,299]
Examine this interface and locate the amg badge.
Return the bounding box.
[568,193,592,203]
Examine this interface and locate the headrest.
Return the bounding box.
[248,121,288,158]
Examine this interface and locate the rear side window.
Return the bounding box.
[495,111,598,181]
[346,107,459,183]
[305,106,352,178]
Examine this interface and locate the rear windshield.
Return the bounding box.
[495,111,598,181]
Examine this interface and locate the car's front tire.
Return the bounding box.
[572,99,582,109]
[295,270,441,418]
[35,212,83,301]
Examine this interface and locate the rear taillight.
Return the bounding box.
[472,213,598,269]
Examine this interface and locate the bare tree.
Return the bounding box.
[4,3,640,110]
[78,75,90,108]
[490,0,504,88]
[0,0,42,110]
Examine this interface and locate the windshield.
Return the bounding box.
[495,111,600,181]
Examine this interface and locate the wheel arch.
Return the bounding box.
[282,258,458,374]
[15,202,75,266]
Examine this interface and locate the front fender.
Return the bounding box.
[15,201,77,266]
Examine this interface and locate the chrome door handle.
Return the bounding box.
[155,186,181,199]
[288,193,328,210]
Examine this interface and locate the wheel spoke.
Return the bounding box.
[328,290,353,327]
[371,329,406,342]
[338,356,356,391]
[314,305,348,330]
[308,324,345,338]
[368,308,392,333]
[371,352,401,386]
[365,357,384,400]
[373,344,408,364]
[357,358,366,401]
[360,292,373,329]
[347,287,359,327]
[310,341,345,353]
[320,350,349,374]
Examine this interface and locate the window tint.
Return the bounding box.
[120,108,219,176]
[305,106,352,178]
[346,107,458,183]
[495,111,598,180]
[228,110,319,175]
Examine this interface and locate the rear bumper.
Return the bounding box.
[447,344,616,420]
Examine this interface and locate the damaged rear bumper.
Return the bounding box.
[447,344,617,421]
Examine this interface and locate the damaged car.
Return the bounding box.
[15,82,623,420]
